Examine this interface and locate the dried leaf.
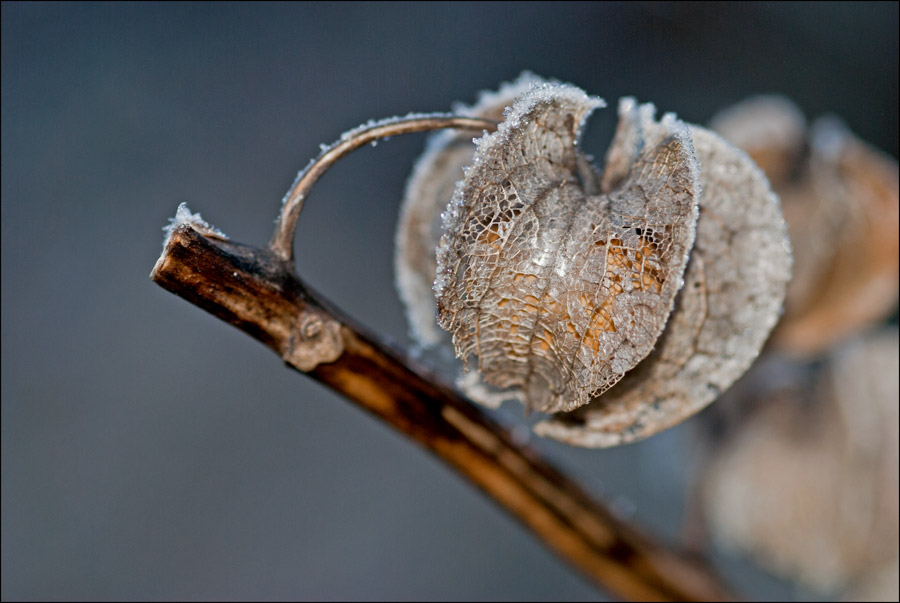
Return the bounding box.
[535,101,791,446]
[435,84,701,414]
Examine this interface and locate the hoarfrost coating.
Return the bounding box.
[162,202,228,247]
[281,112,463,208]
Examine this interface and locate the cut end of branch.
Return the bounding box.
[151,223,345,372]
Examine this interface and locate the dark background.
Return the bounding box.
[2,2,897,600]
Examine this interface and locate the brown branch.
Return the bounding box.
[150,224,735,602]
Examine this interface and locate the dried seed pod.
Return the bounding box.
[395,78,791,445]
[436,84,701,414]
[700,327,900,594]
[395,73,604,407]
[535,100,791,446]
[711,96,900,356]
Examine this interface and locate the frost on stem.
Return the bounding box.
[281,112,464,209]
[271,112,497,262]
[162,202,228,247]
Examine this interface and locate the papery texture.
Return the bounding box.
[536,101,791,446]
[395,73,549,347]
[435,85,700,413]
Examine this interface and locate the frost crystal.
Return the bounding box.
[162,202,228,246]
[283,112,462,209]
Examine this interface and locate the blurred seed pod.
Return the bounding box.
[844,558,900,603]
[395,76,790,447]
[699,327,899,597]
[711,96,899,357]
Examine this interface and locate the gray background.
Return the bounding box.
[2,2,897,600]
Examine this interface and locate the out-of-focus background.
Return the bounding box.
[2,3,897,600]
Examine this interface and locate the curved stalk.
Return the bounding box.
[270,114,497,261]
